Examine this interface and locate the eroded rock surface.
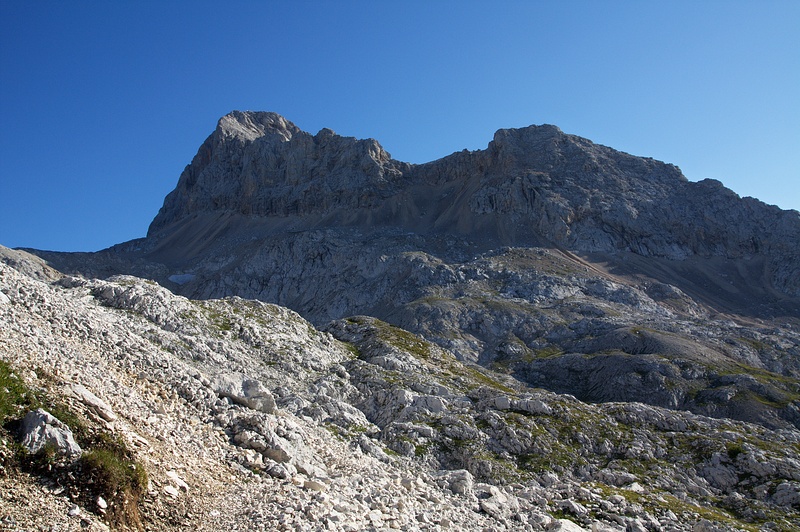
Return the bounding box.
[2,257,798,530]
[7,112,800,529]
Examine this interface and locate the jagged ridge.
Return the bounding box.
[150,111,799,286]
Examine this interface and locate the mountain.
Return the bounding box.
[5,111,800,529]
[29,111,800,431]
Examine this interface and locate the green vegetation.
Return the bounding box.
[376,321,433,360]
[415,442,432,457]
[0,359,147,529]
[527,345,563,361]
[81,438,148,497]
[726,442,744,461]
[341,341,362,359]
[80,437,147,528]
[0,360,36,422]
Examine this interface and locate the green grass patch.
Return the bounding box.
[79,436,148,529]
[0,360,38,423]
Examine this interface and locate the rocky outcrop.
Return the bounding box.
[19,409,82,458]
[149,111,409,233]
[145,111,800,293]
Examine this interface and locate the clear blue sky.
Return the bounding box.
[1,1,798,251]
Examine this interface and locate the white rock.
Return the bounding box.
[626,482,645,493]
[412,395,447,413]
[440,469,473,496]
[558,499,589,516]
[19,408,82,457]
[492,395,511,410]
[515,397,553,415]
[549,518,589,531]
[213,374,276,414]
[166,470,190,491]
[72,384,118,421]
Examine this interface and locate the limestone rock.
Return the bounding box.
[4,110,800,531]
[19,409,82,458]
[212,374,276,414]
[24,113,800,431]
[72,384,117,422]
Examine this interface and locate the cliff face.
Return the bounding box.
[26,111,800,431]
[147,112,799,296]
[149,111,409,233]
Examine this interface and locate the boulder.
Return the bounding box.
[19,408,82,458]
[213,374,276,414]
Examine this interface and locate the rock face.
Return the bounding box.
[7,113,800,529]
[148,112,800,279]
[149,111,409,231]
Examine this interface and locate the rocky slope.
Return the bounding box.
[2,247,799,531]
[28,111,800,432]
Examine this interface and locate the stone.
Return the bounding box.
[771,481,800,506]
[491,395,511,410]
[303,480,326,492]
[71,384,117,422]
[439,469,474,496]
[411,395,447,414]
[19,409,82,458]
[550,518,589,531]
[514,397,553,416]
[166,470,189,491]
[559,499,589,516]
[28,111,800,434]
[212,374,276,414]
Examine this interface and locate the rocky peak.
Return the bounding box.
[137,111,800,297]
[148,111,404,235]
[216,111,301,142]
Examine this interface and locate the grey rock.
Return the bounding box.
[19,409,82,458]
[2,259,800,531]
[549,518,589,531]
[771,481,800,507]
[71,384,117,422]
[435,469,474,496]
[4,110,800,531]
[212,374,276,414]
[558,499,589,516]
[24,109,800,432]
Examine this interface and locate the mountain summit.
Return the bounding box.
[150,111,798,283]
[28,111,800,430]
